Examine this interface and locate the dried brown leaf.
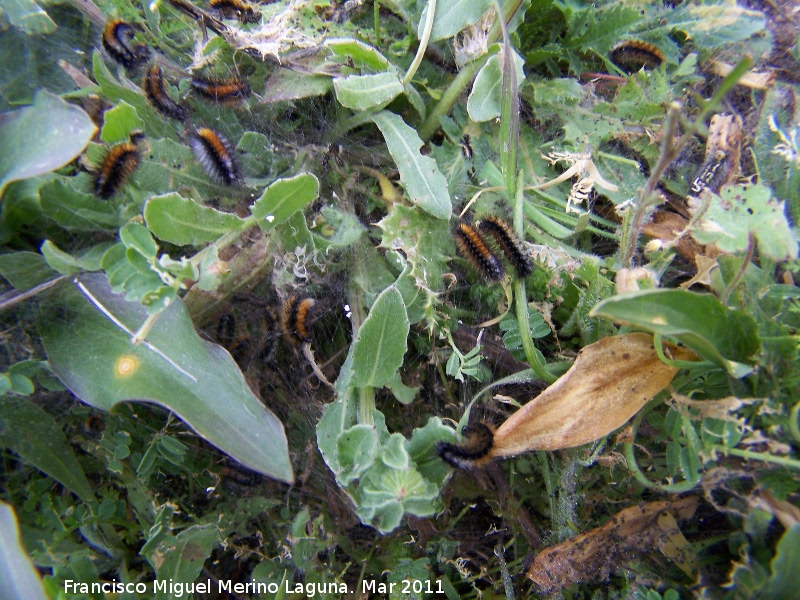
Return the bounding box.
[491,333,696,456]
[527,497,699,589]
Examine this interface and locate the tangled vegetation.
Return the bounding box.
[0,0,799,597]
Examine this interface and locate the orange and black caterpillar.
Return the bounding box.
[101,19,150,69]
[436,422,495,470]
[189,128,240,185]
[453,221,503,281]
[609,40,664,74]
[143,65,188,121]
[281,295,315,343]
[189,74,251,104]
[209,0,261,23]
[94,131,145,199]
[478,216,532,279]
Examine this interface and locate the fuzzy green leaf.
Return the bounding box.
[0,501,49,600]
[371,111,451,219]
[590,289,759,377]
[764,524,800,599]
[38,274,293,483]
[149,524,219,600]
[251,173,319,230]
[325,38,390,71]
[350,286,410,388]
[693,184,798,261]
[334,72,404,111]
[144,194,246,246]
[419,0,492,42]
[0,91,97,197]
[468,47,525,123]
[0,396,96,502]
[0,251,57,290]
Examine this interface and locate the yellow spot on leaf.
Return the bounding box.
[114,354,140,378]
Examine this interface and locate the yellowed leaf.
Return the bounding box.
[491,333,696,456]
[527,497,699,590]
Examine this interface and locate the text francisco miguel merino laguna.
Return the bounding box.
[64,577,442,596]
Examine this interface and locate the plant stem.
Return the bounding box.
[619,57,752,267]
[624,411,701,492]
[403,0,436,86]
[418,53,493,141]
[712,445,800,469]
[720,232,755,304]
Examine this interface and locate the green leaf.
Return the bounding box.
[350,286,410,388]
[763,524,800,599]
[250,173,319,230]
[148,524,219,600]
[262,70,332,103]
[0,396,95,502]
[692,184,798,261]
[337,424,379,486]
[325,38,390,71]
[0,501,49,600]
[371,111,451,219]
[144,193,246,246]
[120,222,158,258]
[0,251,58,290]
[420,0,492,42]
[468,47,525,122]
[0,90,96,197]
[334,72,404,111]
[2,0,56,34]
[590,289,759,377]
[40,240,109,276]
[99,101,142,144]
[37,274,293,483]
[379,433,409,470]
[377,204,452,294]
[39,179,119,231]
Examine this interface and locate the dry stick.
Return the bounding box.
[619,57,752,267]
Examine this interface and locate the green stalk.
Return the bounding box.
[418,52,493,141]
[712,445,800,469]
[418,0,528,141]
[403,0,436,86]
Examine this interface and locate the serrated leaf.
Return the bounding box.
[0,396,95,502]
[0,90,97,196]
[250,173,319,230]
[0,501,49,600]
[334,72,404,111]
[371,111,451,220]
[144,193,246,246]
[590,289,759,377]
[491,333,695,456]
[37,274,293,483]
[377,204,452,292]
[350,286,410,388]
[468,48,525,122]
